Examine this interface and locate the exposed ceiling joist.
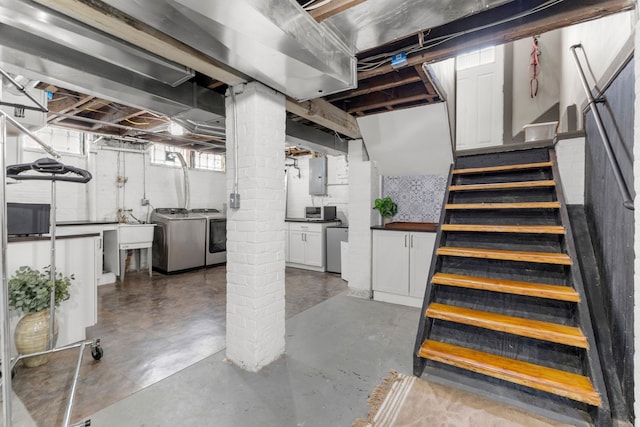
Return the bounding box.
[327,68,422,102]
[33,0,361,139]
[347,93,431,114]
[308,0,366,22]
[357,0,635,80]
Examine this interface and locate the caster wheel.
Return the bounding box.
[91,346,103,361]
[0,366,16,379]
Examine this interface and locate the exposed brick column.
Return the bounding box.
[225,82,286,371]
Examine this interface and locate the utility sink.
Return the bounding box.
[118,223,155,245]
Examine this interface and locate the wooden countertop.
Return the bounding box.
[371,222,438,232]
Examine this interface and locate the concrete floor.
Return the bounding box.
[88,293,419,426]
[8,266,350,426]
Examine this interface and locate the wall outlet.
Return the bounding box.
[141,198,149,206]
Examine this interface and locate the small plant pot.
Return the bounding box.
[382,217,393,227]
[15,310,58,368]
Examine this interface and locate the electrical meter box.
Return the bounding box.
[309,157,327,196]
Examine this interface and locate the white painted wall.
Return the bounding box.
[511,30,562,136]
[358,103,453,177]
[6,144,227,223]
[427,58,456,142]
[286,154,349,224]
[555,137,585,205]
[560,11,635,132]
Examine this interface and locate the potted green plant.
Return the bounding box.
[9,266,73,367]
[373,197,398,226]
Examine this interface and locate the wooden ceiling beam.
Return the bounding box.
[358,0,635,80]
[90,109,147,130]
[327,69,422,102]
[414,65,437,96]
[285,97,361,139]
[32,0,247,86]
[309,0,366,22]
[347,93,431,114]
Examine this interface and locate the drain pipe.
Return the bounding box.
[570,44,634,210]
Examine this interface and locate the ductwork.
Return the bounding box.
[319,0,514,52]
[100,0,356,100]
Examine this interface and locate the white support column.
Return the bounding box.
[225,81,286,372]
[346,139,379,299]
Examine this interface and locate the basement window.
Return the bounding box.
[192,151,225,172]
[456,46,496,71]
[149,144,188,168]
[25,126,83,155]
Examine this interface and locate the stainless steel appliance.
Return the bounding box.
[190,208,227,266]
[326,226,348,274]
[305,206,337,221]
[151,208,206,273]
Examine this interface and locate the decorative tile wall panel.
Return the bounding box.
[382,175,446,222]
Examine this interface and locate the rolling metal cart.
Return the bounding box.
[0,65,103,427]
[6,158,104,427]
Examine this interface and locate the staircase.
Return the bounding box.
[413,148,611,426]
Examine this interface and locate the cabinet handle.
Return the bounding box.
[411,235,414,248]
[404,235,408,247]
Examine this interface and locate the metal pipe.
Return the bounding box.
[62,341,86,427]
[0,110,60,159]
[570,44,634,210]
[0,115,13,427]
[230,87,240,202]
[0,67,48,113]
[49,180,56,350]
[47,112,226,148]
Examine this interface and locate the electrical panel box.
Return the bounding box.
[309,157,327,196]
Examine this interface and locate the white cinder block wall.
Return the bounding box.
[6,145,226,222]
[286,154,349,223]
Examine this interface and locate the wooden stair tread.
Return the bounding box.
[418,340,601,406]
[432,273,579,302]
[453,161,553,175]
[446,202,560,210]
[449,180,556,191]
[426,303,587,348]
[436,247,572,265]
[441,224,565,234]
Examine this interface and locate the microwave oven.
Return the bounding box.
[305,206,337,221]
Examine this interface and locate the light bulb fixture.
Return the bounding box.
[168,121,184,136]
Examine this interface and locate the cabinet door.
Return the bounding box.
[409,233,436,298]
[304,232,323,267]
[289,230,306,264]
[372,231,409,295]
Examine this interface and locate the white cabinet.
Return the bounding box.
[286,221,339,271]
[372,229,436,307]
